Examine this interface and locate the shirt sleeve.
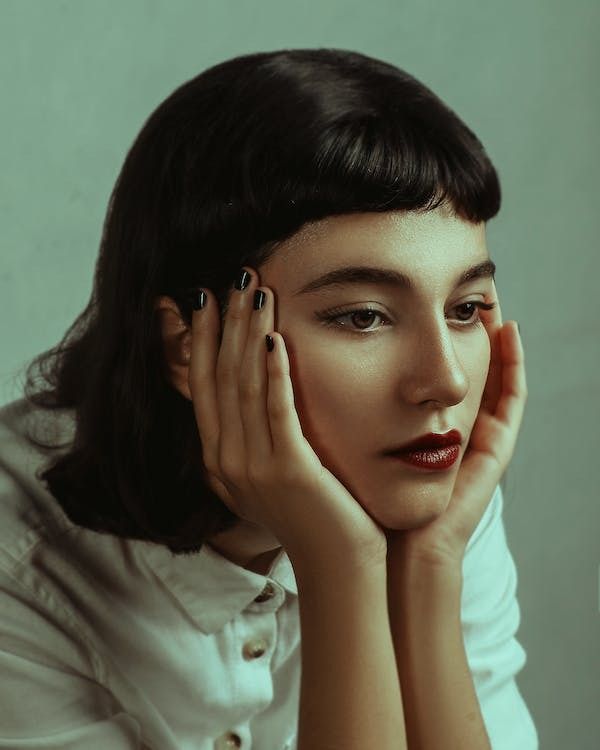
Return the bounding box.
[0,568,143,749]
[461,483,539,750]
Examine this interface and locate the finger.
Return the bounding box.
[490,281,503,326]
[265,332,315,465]
[495,321,527,428]
[215,268,258,482]
[480,285,504,413]
[239,286,275,472]
[188,288,222,476]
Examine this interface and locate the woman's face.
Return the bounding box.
[257,206,495,531]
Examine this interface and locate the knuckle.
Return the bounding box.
[200,452,221,479]
[239,378,263,400]
[217,363,237,385]
[268,400,290,421]
[189,368,210,388]
[218,456,246,487]
[226,304,245,322]
[246,462,266,486]
[188,371,203,392]
[268,358,283,377]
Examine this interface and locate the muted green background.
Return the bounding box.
[1,1,598,747]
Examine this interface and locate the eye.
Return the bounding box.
[314,306,390,333]
[314,301,497,335]
[452,301,497,328]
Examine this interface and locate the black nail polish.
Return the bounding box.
[265,334,274,352]
[192,289,206,310]
[234,269,251,291]
[253,290,265,310]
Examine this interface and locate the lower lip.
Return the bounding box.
[389,444,460,471]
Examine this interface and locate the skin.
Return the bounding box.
[156,205,498,575]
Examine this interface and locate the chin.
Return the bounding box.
[363,485,452,531]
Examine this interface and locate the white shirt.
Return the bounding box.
[0,398,538,749]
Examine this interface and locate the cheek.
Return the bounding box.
[456,331,491,423]
[284,327,491,462]
[286,341,374,450]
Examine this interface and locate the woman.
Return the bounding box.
[0,48,538,749]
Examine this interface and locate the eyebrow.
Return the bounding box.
[293,259,496,296]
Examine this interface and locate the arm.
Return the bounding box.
[386,485,539,750]
[293,556,408,750]
[387,553,491,750]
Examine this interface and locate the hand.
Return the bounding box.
[386,293,528,568]
[188,267,388,571]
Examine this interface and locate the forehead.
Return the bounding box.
[263,209,488,288]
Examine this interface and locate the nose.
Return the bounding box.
[399,319,469,408]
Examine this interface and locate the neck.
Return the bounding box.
[207,519,282,573]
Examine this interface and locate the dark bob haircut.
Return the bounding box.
[21,48,501,555]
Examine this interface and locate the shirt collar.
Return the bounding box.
[139,540,298,634]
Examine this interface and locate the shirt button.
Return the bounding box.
[254,581,276,602]
[214,731,242,749]
[242,637,268,660]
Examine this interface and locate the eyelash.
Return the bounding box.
[315,301,497,334]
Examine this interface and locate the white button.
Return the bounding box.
[214,731,242,749]
[254,581,276,602]
[242,638,268,660]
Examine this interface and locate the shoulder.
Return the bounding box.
[0,402,106,695]
[0,396,76,459]
[0,399,114,683]
[0,397,76,568]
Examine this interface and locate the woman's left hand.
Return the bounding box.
[386,297,528,568]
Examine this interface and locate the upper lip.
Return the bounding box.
[385,429,463,453]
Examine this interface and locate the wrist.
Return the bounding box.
[387,533,465,577]
[387,540,464,588]
[387,552,464,632]
[291,547,388,591]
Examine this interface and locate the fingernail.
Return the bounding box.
[253,289,265,310]
[234,268,251,291]
[192,289,206,310]
[517,321,521,335]
[265,334,274,352]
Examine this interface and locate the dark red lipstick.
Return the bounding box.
[384,429,462,471]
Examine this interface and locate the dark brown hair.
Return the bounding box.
[21,48,501,555]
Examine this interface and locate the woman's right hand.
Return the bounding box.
[187,266,388,572]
